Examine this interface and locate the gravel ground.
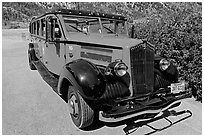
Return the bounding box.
[2,29,202,135]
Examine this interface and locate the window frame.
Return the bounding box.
[46,16,63,41]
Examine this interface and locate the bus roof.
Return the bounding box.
[32,9,127,21]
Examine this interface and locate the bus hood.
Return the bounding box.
[65,33,143,49]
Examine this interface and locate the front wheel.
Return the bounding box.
[67,86,94,129]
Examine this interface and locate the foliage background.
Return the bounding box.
[2,2,202,101]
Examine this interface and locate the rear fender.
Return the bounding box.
[28,43,38,61]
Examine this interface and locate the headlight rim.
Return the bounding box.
[159,58,170,71]
[114,62,128,77]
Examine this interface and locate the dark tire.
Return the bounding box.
[68,86,94,129]
[28,51,36,70]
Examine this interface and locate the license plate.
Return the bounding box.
[171,81,185,93]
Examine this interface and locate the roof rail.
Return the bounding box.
[50,8,127,21]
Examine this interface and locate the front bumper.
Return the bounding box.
[99,88,192,122]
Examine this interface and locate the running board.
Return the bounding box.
[123,109,192,135]
[32,60,59,93]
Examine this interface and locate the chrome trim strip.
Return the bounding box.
[80,51,112,63]
[81,46,113,53]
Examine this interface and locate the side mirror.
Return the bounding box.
[54,26,62,38]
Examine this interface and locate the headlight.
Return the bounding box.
[159,58,170,71]
[105,61,128,77]
[114,62,128,77]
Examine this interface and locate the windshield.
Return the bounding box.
[63,16,102,34]
[101,18,127,36]
[62,15,127,36]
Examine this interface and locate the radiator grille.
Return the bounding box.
[130,42,154,95]
[154,72,171,90]
[100,81,130,100]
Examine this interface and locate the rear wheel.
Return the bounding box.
[28,51,36,70]
[67,86,94,129]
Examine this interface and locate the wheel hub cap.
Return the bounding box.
[68,95,79,117]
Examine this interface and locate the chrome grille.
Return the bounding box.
[130,42,154,95]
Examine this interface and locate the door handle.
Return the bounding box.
[45,42,56,47]
[48,42,56,44]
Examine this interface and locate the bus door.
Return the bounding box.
[44,16,65,75]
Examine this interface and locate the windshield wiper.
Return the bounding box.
[69,25,87,35]
[103,25,118,36]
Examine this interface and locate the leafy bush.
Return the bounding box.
[132,2,202,102]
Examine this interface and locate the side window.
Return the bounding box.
[46,17,62,41]
[34,22,37,35]
[37,20,40,35]
[29,23,32,34]
[31,23,34,34]
[46,17,53,41]
[41,18,46,37]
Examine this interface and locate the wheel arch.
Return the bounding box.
[57,67,82,102]
[28,43,38,61]
[57,59,106,101]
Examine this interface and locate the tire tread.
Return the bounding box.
[78,92,94,128]
[68,86,94,129]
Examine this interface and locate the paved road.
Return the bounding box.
[2,29,202,135]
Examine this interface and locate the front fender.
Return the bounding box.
[58,59,106,100]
